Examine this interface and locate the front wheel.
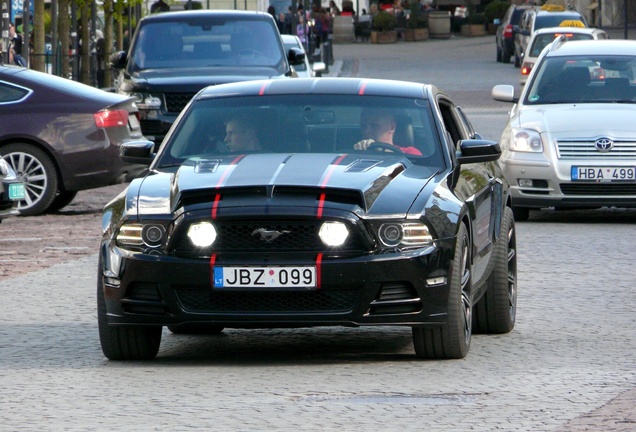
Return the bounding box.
[473,207,517,334]
[97,260,162,360]
[413,223,472,359]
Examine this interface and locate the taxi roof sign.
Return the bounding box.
[559,20,586,27]
[542,4,566,11]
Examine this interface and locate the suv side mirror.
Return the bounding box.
[109,51,127,69]
[288,48,306,66]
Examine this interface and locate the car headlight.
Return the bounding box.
[187,222,217,248]
[116,222,168,250]
[319,221,349,247]
[377,221,433,248]
[510,128,543,152]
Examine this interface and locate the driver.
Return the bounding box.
[354,109,421,155]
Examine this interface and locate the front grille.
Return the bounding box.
[164,93,196,113]
[175,287,360,313]
[560,183,636,195]
[557,139,636,159]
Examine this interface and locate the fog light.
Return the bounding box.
[187,222,217,248]
[518,179,534,188]
[319,221,349,247]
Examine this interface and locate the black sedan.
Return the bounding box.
[98,78,517,360]
[0,65,146,215]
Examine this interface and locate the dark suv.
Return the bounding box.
[495,4,533,64]
[110,10,303,144]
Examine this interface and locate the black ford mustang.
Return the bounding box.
[98,78,517,360]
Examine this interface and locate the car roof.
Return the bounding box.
[197,77,433,99]
[545,39,636,57]
[533,26,603,36]
[139,9,273,23]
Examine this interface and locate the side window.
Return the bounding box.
[0,82,30,103]
[437,98,466,151]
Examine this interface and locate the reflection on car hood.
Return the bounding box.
[127,67,285,92]
[134,153,436,217]
[519,104,636,136]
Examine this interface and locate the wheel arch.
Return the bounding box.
[0,137,67,190]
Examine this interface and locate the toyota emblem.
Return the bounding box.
[594,138,614,152]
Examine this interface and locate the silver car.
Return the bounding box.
[493,39,636,221]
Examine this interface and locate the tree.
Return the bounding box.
[32,0,45,72]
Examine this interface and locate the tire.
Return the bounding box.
[413,223,472,359]
[502,51,511,64]
[48,191,78,213]
[1,143,59,216]
[168,324,224,335]
[512,206,530,222]
[473,207,517,334]
[97,258,162,360]
[496,46,503,63]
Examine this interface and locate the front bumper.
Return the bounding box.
[100,243,453,329]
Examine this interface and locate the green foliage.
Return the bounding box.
[466,13,487,25]
[484,1,511,22]
[373,11,397,32]
[407,3,428,29]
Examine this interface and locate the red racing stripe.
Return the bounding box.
[210,155,246,219]
[358,80,368,95]
[315,253,323,289]
[209,254,217,287]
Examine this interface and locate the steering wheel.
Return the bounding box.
[368,142,399,153]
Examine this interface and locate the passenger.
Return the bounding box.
[354,109,422,155]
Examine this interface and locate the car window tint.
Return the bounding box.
[0,82,30,103]
[157,95,444,168]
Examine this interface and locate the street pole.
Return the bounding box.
[1,0,8,64]
[22,0,30,67]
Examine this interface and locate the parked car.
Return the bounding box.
[493,39,636,221]
[520,26,608,85]
[0,65,146,216]
[513,4,587,67]
[98,77,517,361]
[496,3,533,64]
[110,10,305,145]
[281,34,326,78]
[0,158,25,221]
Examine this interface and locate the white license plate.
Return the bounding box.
[128,114,140,131]
[8,183,25,200]
[213,266,316,288]
[571,166,636,182]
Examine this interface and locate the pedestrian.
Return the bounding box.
[150,0,170,13]
[296,15,308,44]
[8,23,27,67]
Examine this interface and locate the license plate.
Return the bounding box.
[213,266,316,288]
[8,183,26,200]
[128,114,140,131]
[571,166,636,182]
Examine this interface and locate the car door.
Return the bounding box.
[439,97,499,288]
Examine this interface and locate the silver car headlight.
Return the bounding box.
[116,222,169,251]
[510,128,543,152]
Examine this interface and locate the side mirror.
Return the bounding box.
[288,47,306,66]
[312,61,326,77]
[120,140,156,165]
[109,51,127,69]
[456,139,501,164]
[492,84,518,103]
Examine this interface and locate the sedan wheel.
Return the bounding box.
[473,207,517,334]
[496,46,503,62]
[413,223,472,359]
[1,143,59,216]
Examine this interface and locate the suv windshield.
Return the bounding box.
[155,94,443,168]
[526,55,636,104]
[128,17,285,72]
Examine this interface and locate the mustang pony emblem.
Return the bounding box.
[252,228,291,243]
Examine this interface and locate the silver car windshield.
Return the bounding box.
[156,94,443,168]
[129,18,285,72]
[525,55,636,104]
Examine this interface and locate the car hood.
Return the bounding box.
[133,153,437,217]
[517,104,636,137]
[123,67,286,92]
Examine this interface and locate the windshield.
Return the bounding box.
[155,94,444,168]
[535,13,585,30]
[525,55,636,104]
[529,32,594,58]
[128,17,285,72]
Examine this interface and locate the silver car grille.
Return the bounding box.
[557,139,636,159]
